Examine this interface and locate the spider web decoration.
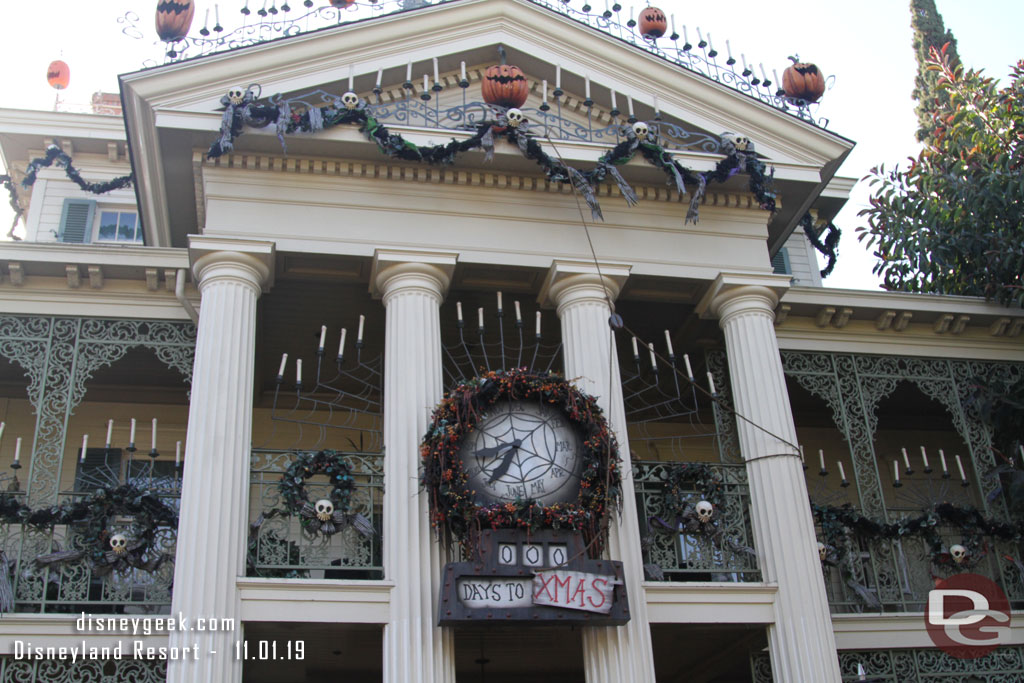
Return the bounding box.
[262,317,383,453]
[442,295,562,389]
[889,466,975,511]
[620,333,719,460]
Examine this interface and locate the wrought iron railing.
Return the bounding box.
[634,460,760,582]
[819,513,1024,614]
[247,449,384,579]
[0,658,166,682]
[751,646,1024,682]
[4,490,178,614]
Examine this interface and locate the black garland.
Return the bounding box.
[21,145,134,195]
[421,369,621,557]
[276,449,367,537]
[206,94,776,223]
[800,212,841,278]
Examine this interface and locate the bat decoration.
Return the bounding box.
[299,499,374,538]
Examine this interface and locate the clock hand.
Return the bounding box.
[483,439,523,484]
[473,439,522,461]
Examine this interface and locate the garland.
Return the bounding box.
[205,92,776,223]
[276,449,373,537]
[800,212,841,278]
[421,369,621,556]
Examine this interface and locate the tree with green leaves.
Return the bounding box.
[858,45,1024,308]
[911,0,961,144]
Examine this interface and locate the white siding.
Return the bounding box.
[27,159,136,244]
[780,228,823,288]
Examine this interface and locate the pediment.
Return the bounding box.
[120,0,853,248]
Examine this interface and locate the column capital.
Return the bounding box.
[539,259,631,315]
[696,273,791,322]
[188,236,275,293]
[370,249,458,304]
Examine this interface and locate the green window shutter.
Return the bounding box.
[771,247,791,275]
[58,198,96,243]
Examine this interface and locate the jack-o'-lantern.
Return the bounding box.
[638,6,667,39]
[782,57,826,104]
[481,64,529,109]
[328,0,357,7]
[47,60,70,90]
[155,0,196,43]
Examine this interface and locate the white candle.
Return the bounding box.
[819,449,825,472]
[433,57,439,84]
[357,315,365,343]
[556,64,561,89]
[940,449,949,474]
[799,444,805,464]
[456,301,463,322]
[920,446,930,470]
[175,441,181,467]
[726,40,732,60]
[497,291,503,311]
[902,447,911,471]
[683,353,693,379]
[461,61,467,82]
[542,79,548,102]
[375,67,383,88]
[707,372,716,394]
[838,461,847,481]
[956,455,967,481]
[585,74,590,99]
[514,301,523,323]
[610,90,617,111]
[0,422,4,445]
[13,437,21,463]
[664,330,674,357]
[130,418,137,446]
[296,358,303,385]
[894,460,900,483]
[348,65,354,91]
[151,418,157,451]
[105,419,113,447]
[631,336,639,357]
[648,343,657,370]
[478,307,484,329]
[670,14,676,35]
[319,325,327,350]
[338,328,347,357]
[81,434,89,462]
[406,61,412,83]
[535,311,542,337]
[683,25,688,45]
[653,93,659,115]
[278,353,288,377]
[423,74,429,92]
[627,96,634,117]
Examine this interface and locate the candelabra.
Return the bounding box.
[73,418,182,491]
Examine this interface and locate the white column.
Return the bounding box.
[541,260,656,683]
[167,238,274,683]
[372,250,458,683]
[699,274,841,683]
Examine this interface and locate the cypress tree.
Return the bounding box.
[910,0,962,145]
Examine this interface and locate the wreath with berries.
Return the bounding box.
[651,461,726,535]
[277,450,373,537]
[421,369,621,556]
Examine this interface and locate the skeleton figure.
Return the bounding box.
[632,121,650,142]
[694,500,714,524]
[506,108,525,128]
[341,92,360,110]
[220,85,259,110]
[733,136,755,153]
[949,544,968,564]
[227,88,245,106]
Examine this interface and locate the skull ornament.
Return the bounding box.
[632,121,650,141]
[817,541,828,561]
[734,136,755,153]
[227,88,245,106]
[694,500,714,524]
[950,544,968,564]
[506,108,525,127]
[315,499,335,522]
[341,91,359,110]
[110,533,128,555]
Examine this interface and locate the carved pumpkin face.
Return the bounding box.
[782,60,826,104]
[481,64,529,109]
[47,60,70,91]
[638,7,668,39]
[156,0,196,43]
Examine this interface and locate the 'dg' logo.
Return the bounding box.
[925,573,1011,658]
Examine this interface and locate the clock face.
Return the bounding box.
[460,400,583,506]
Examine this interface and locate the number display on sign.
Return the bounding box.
[548,544,568,566]
[522,544,543,567]
[498,543,517,566]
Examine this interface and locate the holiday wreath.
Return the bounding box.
[277,449,374,537]
[421,369,621,556]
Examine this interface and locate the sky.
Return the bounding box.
[0,0,1021,292]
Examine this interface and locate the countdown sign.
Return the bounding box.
[438,530,629,625]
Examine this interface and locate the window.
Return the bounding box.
[58,198,95,243]
[96,210,142,244]
[771,247,791,275]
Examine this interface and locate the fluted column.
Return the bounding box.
[699,273,841,683]
[373,250,457,683]
[541,260,656,683]
[167,237,274,683]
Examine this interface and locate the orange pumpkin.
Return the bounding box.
[328,0,356,6]
[481,64,529,108]
[782,58,826,103]
[155,0,195,43]
[47,60,70,91]
[638,6,667,39]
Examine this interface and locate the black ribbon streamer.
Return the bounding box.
[800,212,841,278]
[21,145,134,195]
